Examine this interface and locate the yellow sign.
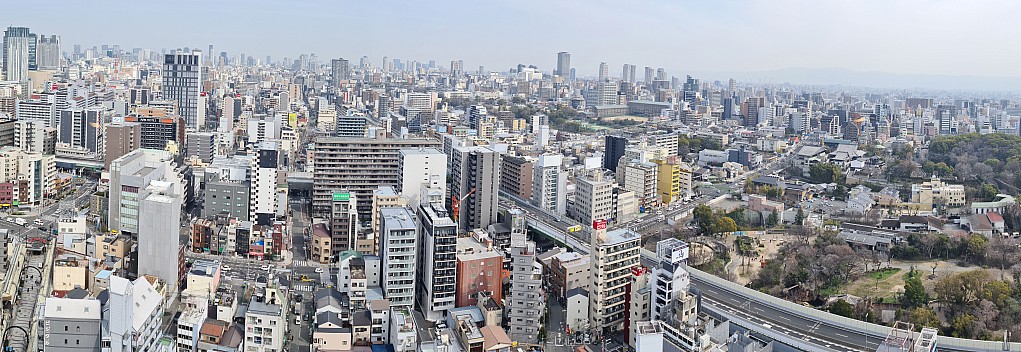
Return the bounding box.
[567,225,582,233]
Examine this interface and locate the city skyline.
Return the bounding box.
[9,0,1021,83]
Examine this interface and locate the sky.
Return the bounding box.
[8,0,1021,80]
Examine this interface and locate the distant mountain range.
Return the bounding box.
[690,67,1021,92]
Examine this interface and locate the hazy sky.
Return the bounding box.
[9,0,1021,78]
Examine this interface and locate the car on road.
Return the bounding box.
[300,275,314,282]
[33,219,44,226]
[260,265,270,271]
[315,267,324,273]
[221,265,232,271]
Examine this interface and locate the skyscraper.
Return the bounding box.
[162,52,202,129]
[35,35,59,69]
[2,27,33,82]
[556,51,571,78]
[598,62,609,81]
[644,66,654,83]
[449,146,501,232]
[331,58,350,87]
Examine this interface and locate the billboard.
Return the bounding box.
[332,192,350,201]
[593,219,607,230]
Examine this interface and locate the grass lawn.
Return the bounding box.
[867,268,901,280]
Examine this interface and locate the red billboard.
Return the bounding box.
[593,219,607,230]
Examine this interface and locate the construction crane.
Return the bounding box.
[451,188,476,223]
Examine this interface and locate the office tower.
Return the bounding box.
[16,95,57,127]
[405,92,437,113]
[336,110,368,137]
[467,105,487,130]
[644,66,654,83]
[449,146,501,232]
[937,104,957,134]
[331,58,350,87]
[556,51,571,77]
[500,155,533,200]
[2,27,32,81]
[622,64,630,82]
[532,154,567,215]
[682,75,699,105]
[590,227,641,334]
[163,52,203,129]
[108,149,184,291]
[123,112,186,151]
[58,107,103,155]
[727,78,736,96]
[588,81,619,106]
[506,214,543,343]
[14,119,53,154]
[603,135,628,171]
[740,97,766,127]
[380,207,419,309]
[598,62,609,81]
[312,137,440,220]
[722,97,734,120]
[655,68,667,81]
[628,64,637,83]
[450,60,463,76]
[35,35,59,69]
[202,156,252,221]
[398,148,446,207]
[570,173,616,227]
[185,132,215,163]
[416,198,457,321]
[570,68,576,82]
[251,141,279,225]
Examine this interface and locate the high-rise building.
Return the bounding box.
[449,146,501,232]
[532,154,567,215]
[163,52,203,129]
[104,122,142,168]
[570,173,616,227]
[16,95,57,127]
[499,155,533,200]
[202,156,252,221]
[590,227,641,334]
[251,141,279,225]
[506,213,544,343]
[598,62,609,81]
[556,52,571,78]
[331,58,350,87]
[2,27,32,81]
[454,235,503,307]
[644,66,654,83]
[336,110,367,137]
[603,135,628,171]
[185,132,215,163]
[329,190,358,254]
[416,198,458,321]
[380,207,419,309]
[124,111,186,151]
[35,35,59,69]
[108,149,184,291]
[467,105,487,130]
[312,137,440,220]
[14,119,54,155]
[397,148,446,207]
[587,81,619,106]
[58,107,104,155]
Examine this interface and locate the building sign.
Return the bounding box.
[332,192,350,202]
[632,266,647,276]
[593,219,607,230]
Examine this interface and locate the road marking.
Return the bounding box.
[836,333,849,338]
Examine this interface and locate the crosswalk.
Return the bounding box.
[292,260,312,267]
[292,284,315,292]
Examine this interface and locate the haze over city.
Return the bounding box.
[10,0,1021,89]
